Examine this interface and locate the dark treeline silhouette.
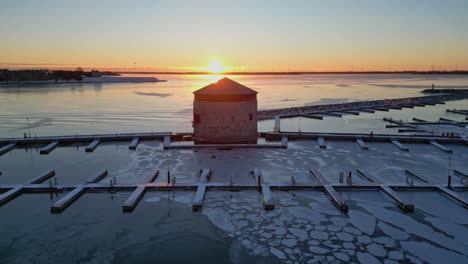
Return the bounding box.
[117,70,468,75]
[0,69,119,82]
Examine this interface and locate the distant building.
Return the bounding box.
[193,77,258,144]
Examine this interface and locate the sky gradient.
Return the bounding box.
[1,0,468,71]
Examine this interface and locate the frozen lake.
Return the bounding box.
[0,138,467,263]
[0,74,467,263]
[1,73,468,138]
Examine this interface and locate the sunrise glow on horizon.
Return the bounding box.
[1,0,468,72]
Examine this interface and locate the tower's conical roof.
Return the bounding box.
[193,77,257,95]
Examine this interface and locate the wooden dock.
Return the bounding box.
[39,141,59,154]
[166,143,286,149]
[85,139,100,152]
[391,139,410,151]
[454,169,468,179]
[343,110,360,115]
[357,169,414,212]
[199,169,211,183]
[436,185,468,208]
[0,143,16,156]
[429,141,453,153]
[301,114,324,120]
[318,137,327,149]
[439,117,467,127]
[129,137,139,150]
[122,170,159,213]
[2,170,57,206]
[0,166,466,213]
[192,184,207,212]
[355,138,369,150]
[309,168,348,213]
[261,184,274,210]
[323,112,343,117]
[85,170,108,184]
[447,109,468,116]
[405,170,429,183]
[358,109,375,113]
[51,185,86,213]
[0,187,24,206]
[29,170,56,184]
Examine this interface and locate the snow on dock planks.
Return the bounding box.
[193,169,212,211]
[85,139,100,152]
[357,169,414,212]
[0,142,16,156]
[309,168,348,213]
[192,184,207,212]
[122,170,160,213]
[129,137,139,150]
[39,141,59,154]
[261,184,274,210]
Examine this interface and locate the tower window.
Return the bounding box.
[249,113,253,120]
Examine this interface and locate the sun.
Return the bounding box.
[207,59,224,73]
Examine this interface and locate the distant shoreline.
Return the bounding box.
[117,71,468,75]
[0,76,166,86]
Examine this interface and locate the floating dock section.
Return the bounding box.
[122,170,159,213]
[301,114,324,120]
[85,170,108,183]
[405,170,429,183]
[436,185,468,208]
[0,187,23,206]
[85,139,100,152]
[357,169,414,212]
[129,137,139,150]
[29,170,56,184]
[391,139,410,151]
[261,184,274,210]
[355,138,369,150]
[429,141,453,153]
[51,185,86,213]
[454,170,468,179]
[0,143,16,156]
[318,137,327,149]
[447,109,468,116]
[309,168,348,213]
[39,141,59,154]
[192,184,207,212]
[166,143,286,149]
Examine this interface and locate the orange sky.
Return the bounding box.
[1,1,467,72]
